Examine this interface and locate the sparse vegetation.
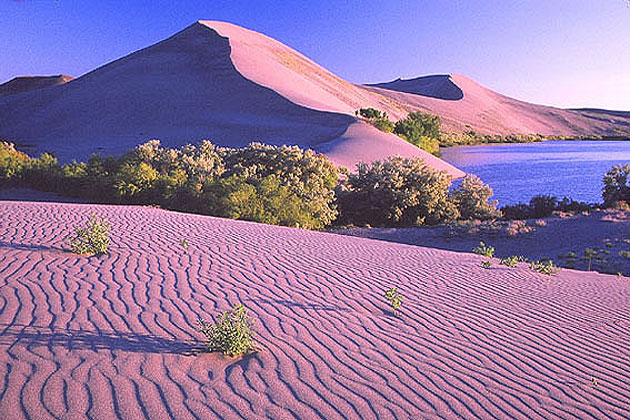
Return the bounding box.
[68,214,111,255]
[500,256,524,267]
[197,304,259,357]
[394,111,441,155]
[179,239,189,250]
[529,259,560,276]
[473,241,495,258]
[481,260,492,269]
[603,163,630,207]
[384,288,403,316]
[356,108,394,133]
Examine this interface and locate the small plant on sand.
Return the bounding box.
[179,239,189,250]
[384,288,403,316]
[481,260,492,269]
[529,260,560,276]
[500,256,521,267]
[473,241,495,258]
[581,247,598,271]
[68,214,111,255]
[197,304,258,357]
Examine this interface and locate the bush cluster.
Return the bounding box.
[1,141,338,230]
[197,304,258,357]
[336,157,499,227]
[603,164,630,207]
[501,195,593,220]
[393,111,441,156]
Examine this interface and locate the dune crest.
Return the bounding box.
[0,74,73,96]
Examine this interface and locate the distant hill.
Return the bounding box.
[0,75,73,96]
[366,75,464,100]
[364,74,630,136]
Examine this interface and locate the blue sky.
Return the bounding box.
[2,0,629,109]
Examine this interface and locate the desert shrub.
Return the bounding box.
[68,215,111,255]
[218,143,338,229]
[394,111,441,155]
[197,304,258,357]
[383,288,403,316]
[556,197,593,213]
[603,163,630,207]
[358,108,385,120]
[529,195,557,218]
[529,259,560,276]
[500,256,518,267]
[449,175,500,220]
[0,141,31,185]
[202,174,317,228]
[371,118,395,133]
[481,260,492,269]
[336,156,458,227]
[473,241,495,258]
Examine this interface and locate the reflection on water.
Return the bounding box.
[441,141,630,205]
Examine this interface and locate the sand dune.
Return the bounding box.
[366,75,464,101]
[0,201,628,419]
[0,75,73,97]
[0,22,461,177]
[365,74,630,136]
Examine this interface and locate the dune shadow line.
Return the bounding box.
[0,324,200,355]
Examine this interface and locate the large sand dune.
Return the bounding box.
[0,21,461,177]
[0,201,629,419]
[366,74,630,136]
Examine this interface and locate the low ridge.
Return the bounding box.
[0,74,74,96]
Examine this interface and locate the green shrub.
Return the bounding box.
[481,260,492,269]
[197,304,258,357]
[358,108,385,120]
[371,118,395,133]
[0,141,31,185]
[68,215,111,255]
[529,260,560,276]
[450,175,500,220]
[473,241,495,258]
[529,195,557,218]
[383,288,403,316]
[500,256,518,267]
[394,111,441,155]
[336,156,458,227]
[603,164,630,207]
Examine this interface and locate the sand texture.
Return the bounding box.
[0,201,629,419]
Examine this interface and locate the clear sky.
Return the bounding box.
[2,0,629,110]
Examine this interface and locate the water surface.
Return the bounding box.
[441,140,630,205]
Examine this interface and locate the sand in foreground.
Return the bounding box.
[0,201,629,420]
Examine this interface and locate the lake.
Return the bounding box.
[441,140,630,206]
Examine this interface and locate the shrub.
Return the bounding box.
[0,141,31,185]
[68,215,111,255]
[197,304,258,357]
[529,195,557,218]
[449,175,500,220]
[481,260,492,269]
[473,241,495,258]
[394,111,441,155]
[336,156,458,227]
[603,164,630,207]
[500,256,518,267]
[529,260,560,276]
[383,288,403,316]
[371,118,395,133]
[358,108,385,120]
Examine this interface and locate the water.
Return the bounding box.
[441,140,630,206]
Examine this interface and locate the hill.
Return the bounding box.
[0,74,73,96]
[0,21,460,177]
[366,74,630,136]
[0,200,628,419]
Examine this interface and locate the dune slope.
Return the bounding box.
[0,201,628,420]
[0,22,461,177]
[0,75,74,97]
[366,74,630,136]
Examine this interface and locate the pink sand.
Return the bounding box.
[0,201,628,419]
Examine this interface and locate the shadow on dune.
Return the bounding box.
[0,324,201,355]
[249,298,350,312]
[0,241,67,253]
